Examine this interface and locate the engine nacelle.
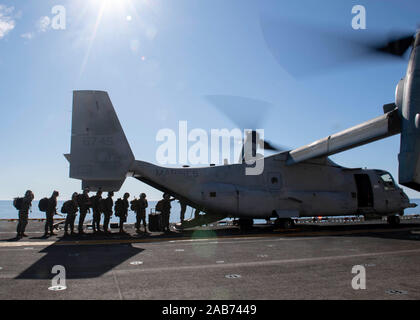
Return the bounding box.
[398,33,420,191]
[395,78,405,112]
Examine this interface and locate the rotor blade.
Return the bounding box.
[204,95,272,130]
[260,15,414,76]
[205,95,288,152]
[374,34,414,57]
[243,130,286,152]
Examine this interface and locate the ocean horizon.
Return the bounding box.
[1,199,420,224]
[0,200,187,224]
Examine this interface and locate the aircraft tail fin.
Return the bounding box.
[67,90,135,191]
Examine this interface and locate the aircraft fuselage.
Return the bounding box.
[130,153,411,220]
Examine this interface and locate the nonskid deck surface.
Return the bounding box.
[0,219,419,299]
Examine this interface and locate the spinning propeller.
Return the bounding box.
[204,94,285,153]
[259,15,417,76]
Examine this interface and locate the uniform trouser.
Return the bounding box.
[194,209,200,219]
[78,211,87,232]
[17,211,28,235]
[119,215,127,231]
[92,210,101,231]
[180,205,186,223]
[65,214,76,233]
[162,212,170,230]
[103,212,112,231]
[45,212,54,234]
[135,211,147,230]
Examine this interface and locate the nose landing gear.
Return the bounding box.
[387,215,401,227]
[237,218,254,231]
[274,218,295,229]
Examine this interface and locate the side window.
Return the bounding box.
[380,173,396,191]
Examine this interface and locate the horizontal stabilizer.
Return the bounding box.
[81,180,125,192]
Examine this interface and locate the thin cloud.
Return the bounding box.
[37,16,51,32]
[0,5,15,39]
[21,15,54,40]
[21,32,34,40]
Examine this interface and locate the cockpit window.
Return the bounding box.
[380,173,396,191]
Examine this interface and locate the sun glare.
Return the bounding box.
[90,0,131,13]
[85,0,149,27]
[78,0,154,77]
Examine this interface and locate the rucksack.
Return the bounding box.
[38,197,49,212]
[13,197,23,210]
[130,199,139,211]
[77,194,91,209]
[90,196,98,209]
[76,194,84,207]
[61,200,72,214]
[155,200,164,212]
[115,198,124,217]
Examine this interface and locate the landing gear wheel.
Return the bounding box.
[275,218,295,229]
[238,218,253,232]
[387,215,400,227]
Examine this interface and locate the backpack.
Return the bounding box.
[115,198,124,217]
[155,200,164,212]
[38,197,49,212]
[13,197,23,210]
[61,200,72,214]
[77,194,91,209]
[90,195,98,209]
[130,199,139,211]
[76,194,84,207]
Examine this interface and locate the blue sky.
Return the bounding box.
[0,0,419,200]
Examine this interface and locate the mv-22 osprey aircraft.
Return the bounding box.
[66,31,420,230]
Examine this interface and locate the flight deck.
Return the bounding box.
[0,218,420,300]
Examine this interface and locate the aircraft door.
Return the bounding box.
[354,174,374,208]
